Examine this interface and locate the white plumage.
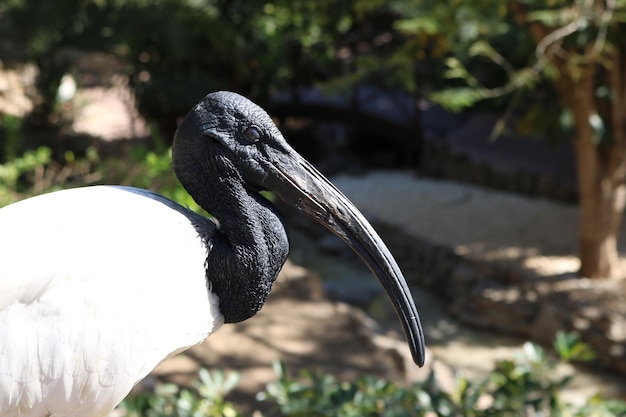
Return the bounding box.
[0,186,223,417]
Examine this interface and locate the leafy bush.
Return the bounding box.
[114,332,626,417]
[259,334,624,417]
[0,139,203,213]
[119,369,241,417]
[0,145,102,206]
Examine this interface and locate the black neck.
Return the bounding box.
[174,143,289,322]
[203,178,289,323]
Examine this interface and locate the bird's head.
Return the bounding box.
[173,91,425,367]
[173,91,291,194]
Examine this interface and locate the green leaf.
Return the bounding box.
[523,341,545,363]
[443,57,472,81]
[554,331,596,362]
[394,16,441,35]
[468,40,498,58]
[430,88,483,113]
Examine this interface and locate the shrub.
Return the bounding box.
[115,332,626,417]
[119,369,241,417]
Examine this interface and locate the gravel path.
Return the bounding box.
[330,170,626,278]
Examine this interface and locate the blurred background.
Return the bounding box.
[1,0,626,416]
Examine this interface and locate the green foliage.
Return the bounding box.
[119,145,206,214]
[0,146,52,205]
[397,0,626,119]
[430,87,485,114]
[553,330,596,362]
[0,146,103,207]
[0,139,204,214]
[258,361,428,417]
[118,369,241,417]
[1,115,25,160]
[116,333,625,417]
[5,0,625,145]
[259,333,624,417]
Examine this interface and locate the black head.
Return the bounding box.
[173,91,292,199]
[173,91,426,366]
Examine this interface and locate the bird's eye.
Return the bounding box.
[244,126,261,143]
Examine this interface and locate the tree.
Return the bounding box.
[394,0,626,279]
[511,1,626,279]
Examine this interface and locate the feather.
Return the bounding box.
[0,186,223,417]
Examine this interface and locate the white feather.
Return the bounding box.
[0,186,224,417]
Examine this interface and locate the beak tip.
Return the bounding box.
[415,346,426,367]
[409,319,426,367]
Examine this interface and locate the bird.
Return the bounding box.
[0,91,425,417]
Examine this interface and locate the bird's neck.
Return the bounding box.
[193,177,289,323]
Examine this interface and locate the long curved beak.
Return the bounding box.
[266,149,425,367]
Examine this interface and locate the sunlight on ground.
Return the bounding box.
[522,255,580,276]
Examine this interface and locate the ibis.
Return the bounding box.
[0,91,424,417]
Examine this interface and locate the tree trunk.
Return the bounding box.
[515,3,626,279]
[558,52,626,279]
